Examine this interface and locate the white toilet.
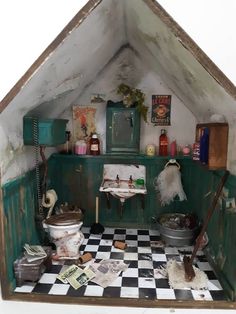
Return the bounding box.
[43,213,84,259]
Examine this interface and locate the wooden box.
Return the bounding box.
[196,123,228,170]
[13,247,52,286]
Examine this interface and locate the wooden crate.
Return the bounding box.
[196,123,228,170]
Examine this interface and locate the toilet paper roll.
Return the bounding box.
[42,189,58,208]
[42,189,58,219]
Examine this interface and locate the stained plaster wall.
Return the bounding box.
[125,0,236,173]
[1,1,236,312]
[60,46,196,154]
[0,0,125,184]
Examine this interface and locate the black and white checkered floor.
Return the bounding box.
[15,227,227,301]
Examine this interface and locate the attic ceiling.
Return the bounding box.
[1,0,236,179]
[1,0,236,118]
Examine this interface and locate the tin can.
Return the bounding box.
[192,142,200,161]
[78,252,93,264]
[146,144,155,156]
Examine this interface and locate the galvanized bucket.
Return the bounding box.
[157,213,200,247]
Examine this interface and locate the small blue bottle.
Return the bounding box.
[200,128,209,164]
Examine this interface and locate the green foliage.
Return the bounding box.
[117,84,148,123]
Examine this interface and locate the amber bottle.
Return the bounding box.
[159,129,168,156]
[89,133,100,155]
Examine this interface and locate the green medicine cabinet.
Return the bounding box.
[106,100,141,154]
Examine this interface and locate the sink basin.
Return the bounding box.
[99,164,147,216]
[99,164,147,195]
[100,179,146,194]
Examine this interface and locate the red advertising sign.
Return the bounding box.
[151,95,171,126]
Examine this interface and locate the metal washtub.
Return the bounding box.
[157,213,200,247]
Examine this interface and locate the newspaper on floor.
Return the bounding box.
[150,240,165,248]
[89,259,128,288]
[24,244,47,262]
[57,264,95,290]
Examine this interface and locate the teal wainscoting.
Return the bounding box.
[3,154,236,299]
[48,154,236,299]
[1,169,39,291]
[187,164,236,300]
[48,154,194,228]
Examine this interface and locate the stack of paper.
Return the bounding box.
[24,244,47,262]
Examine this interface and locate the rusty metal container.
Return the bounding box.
[157,213,200,247]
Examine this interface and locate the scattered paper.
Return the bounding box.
[24,244,47,262]
[68,267,95,290]
[150,240,165,248]
[57,265,79,284]
[89,259,128,288]
[57,264,95,289]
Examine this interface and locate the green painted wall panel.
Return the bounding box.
[48,154,236,298]
[48,154,193,228]
[3,154,236,299]
[187,164,236,299]
[2,170,40,287]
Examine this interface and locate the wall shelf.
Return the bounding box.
[53,153,192,161]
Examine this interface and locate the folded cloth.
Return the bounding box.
[155,165,187,205]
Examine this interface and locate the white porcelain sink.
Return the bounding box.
[100,179,146,194]
[99,164,147,198]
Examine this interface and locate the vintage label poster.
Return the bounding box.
[151,95,171,126]
[72,106,96,141]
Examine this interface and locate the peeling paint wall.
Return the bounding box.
[0,0,125,183]
[126,0,236,172]
[61,47,196,153]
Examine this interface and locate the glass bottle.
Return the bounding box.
[170,140,177,157]
[89,133,100,155]
[60,131,72,154]
[159,129,168,156]
[200,127,209,164]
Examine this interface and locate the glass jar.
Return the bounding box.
[89,133,100,155]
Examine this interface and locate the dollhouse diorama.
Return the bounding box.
[1,0,236,310]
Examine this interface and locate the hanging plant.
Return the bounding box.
[117,83,148,123]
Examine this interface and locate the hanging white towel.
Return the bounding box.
[155,166,187,206]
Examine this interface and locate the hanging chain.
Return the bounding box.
[33,118,43,216]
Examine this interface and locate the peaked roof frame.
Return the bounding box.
[0,0,236,115]
[0,0,102,113]
[0,2,236,308]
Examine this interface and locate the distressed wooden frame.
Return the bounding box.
[1,0,236,309]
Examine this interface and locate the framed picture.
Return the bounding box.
[72,106,96,142]
[151,95,171,126]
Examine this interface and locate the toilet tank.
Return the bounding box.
[23,116,68,146]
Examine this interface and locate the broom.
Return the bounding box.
[183,170,230,281]
[90,196,104,234]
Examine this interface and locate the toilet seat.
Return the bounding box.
[44,212,83,226]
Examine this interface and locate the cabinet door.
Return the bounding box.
[106,106,140,153]
[49,156,86,207]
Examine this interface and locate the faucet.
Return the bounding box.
[128,175,133,188]
[128,175,133,187]
[116,174,120,185]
